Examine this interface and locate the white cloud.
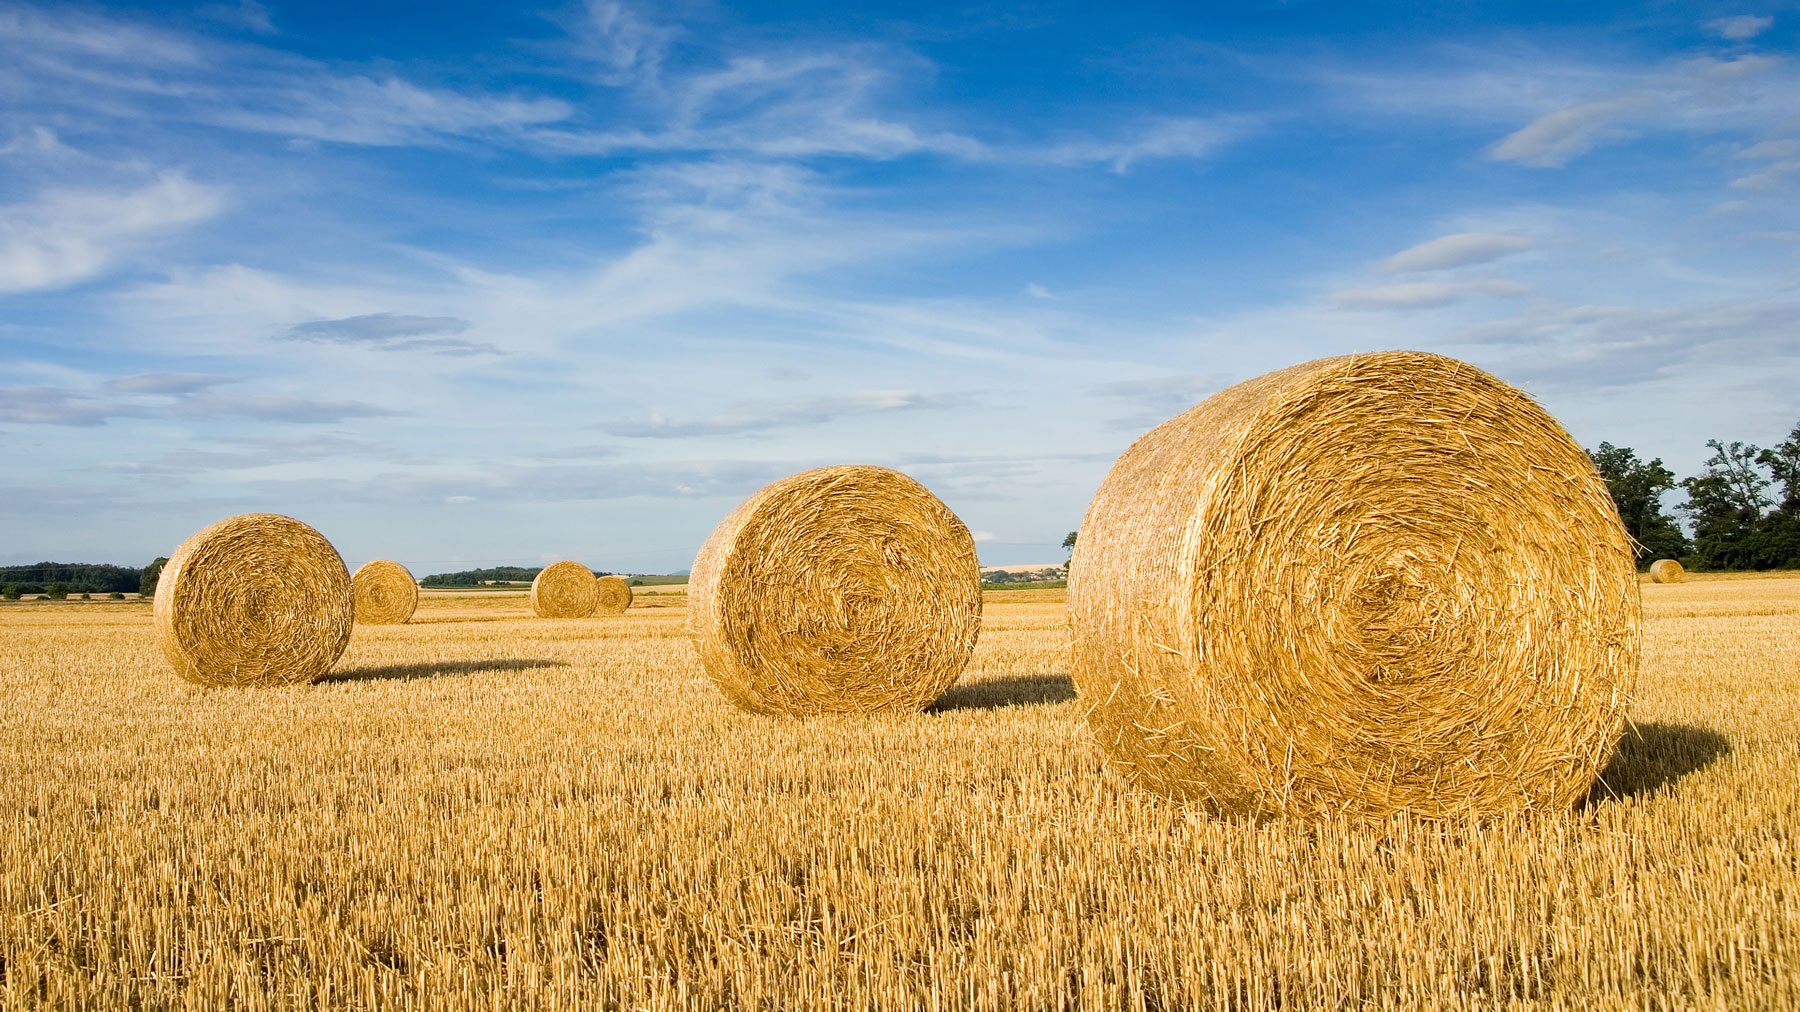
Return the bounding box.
[1329,279,1531,310]
[1739,138,1800,159]
[601,390,944,438]
[1707,15,1774,41]
[0,387,142,426]
[1488,96,1651,167]
[1378,233,1534,273]
[0,174,223,293]
[1730,160,1800,191]
[969,530,996,543]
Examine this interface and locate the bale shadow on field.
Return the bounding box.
[932,673,1076,713]
[319,658,567,684]
[1580,722,1732,807]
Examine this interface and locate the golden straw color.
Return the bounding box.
[152,513,353,687]
[1649,558,1685,584]
[1068,351,1641,819]
[594,574,632,614]
[531,561,598,618]
[352,559,418,624]
[687,465,982,716]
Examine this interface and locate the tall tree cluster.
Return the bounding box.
[1588,419,1800,571]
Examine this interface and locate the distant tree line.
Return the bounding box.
[420,565,613,588]
[1591,418,1800,571]
[0,562,141,595]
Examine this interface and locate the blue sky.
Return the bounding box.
[3,1,1797,574]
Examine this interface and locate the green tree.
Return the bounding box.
[2,586,18,600]
[1759,422,1800,514]
[1587,443,1688,566]
[44,582,69,600]
[140,557,168,598]
[1682,440,1773,570]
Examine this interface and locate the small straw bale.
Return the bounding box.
[687,465,982,716]
[153,513,353,687]
[1068,351,1641,819]
[531,561,598,617]
[1648,559,1685,584]
[352,559,417,624]
[595,574,632,614]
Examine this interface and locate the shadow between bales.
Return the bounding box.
[320,658,567,684]
[408,616,511,625]
[932,673,1076,713]
[1581,722,1731,807]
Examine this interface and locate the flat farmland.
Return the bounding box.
[1,579,1796,1010]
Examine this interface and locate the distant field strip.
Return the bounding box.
[0,580,1795,1009]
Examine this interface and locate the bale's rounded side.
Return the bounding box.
[531,561,598,617]
[153,513,353,687]
[1649,559,1685,584]
[595,574,632,614]
[687,465,982,716]
[352,559,417,624]
[1068,351,1641,819]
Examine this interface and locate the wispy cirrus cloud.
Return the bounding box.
[0,174,224,293]
[281,312,499,355]
[1378,233,1534,272]
[0,387,143,426]
[175,394,401,423]
[104,372,234,395]
[601,389,944,438]
[1329,279,1531,310]
[1708,15,1774,41]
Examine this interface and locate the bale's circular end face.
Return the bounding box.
[1649,559,1685,584]
[531,561,598,617]
[1069,351,1641,819]
[153,513,353,687]
[595,574,632,614]
[352,559,417,624]
[687,465,983,716]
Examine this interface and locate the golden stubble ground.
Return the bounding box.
[0,579,1795,1010]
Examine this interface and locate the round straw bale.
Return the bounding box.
[1648,559,1684,584]
[531,561,598,617]
[153,513,353,687]
[1069,351,1641,819]
[594,574,632,614]
[352,559,417,624]
[687,465,982,716]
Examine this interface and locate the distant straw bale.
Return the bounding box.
[153,513,353,687]
[352,559,417,624]
[1649,559,1685,584]
[531,561,598,618]
[687,465,982,716]
[1068,351,1641,819]
[595,574,632,614]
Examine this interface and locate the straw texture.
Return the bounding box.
[595,574,632,614]
[1068,351,1641,819]
[352,559,417,625]
[153,513,353,687]
[687,465,982,716]
[1649,559,1685,584]
[531,561,598,618]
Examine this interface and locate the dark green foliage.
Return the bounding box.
[109,592,124,600]
[43,582,69,600]
[0,562,141,595]
[1587,443,1689,566]
[1760,424,1800,514]
[140,557,168,598]
[2,586,19,600]
[420,565,614,588]
[1681,437,1800,570]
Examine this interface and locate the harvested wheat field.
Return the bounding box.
[1,578,1796,1010]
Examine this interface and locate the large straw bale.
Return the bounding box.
[1648,559,1685,584]
[595,574,632,614]
[352,559,417,624]
[531,561,598,617]
[687,465,982,716]
[1068,351,1641,819]
[153,513,353,687]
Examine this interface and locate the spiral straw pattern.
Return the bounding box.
[1068,351,1641,819]
[352,559,417,624]
[531,561,598,618]
[688,465,982,716]
[153,513,353,687]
